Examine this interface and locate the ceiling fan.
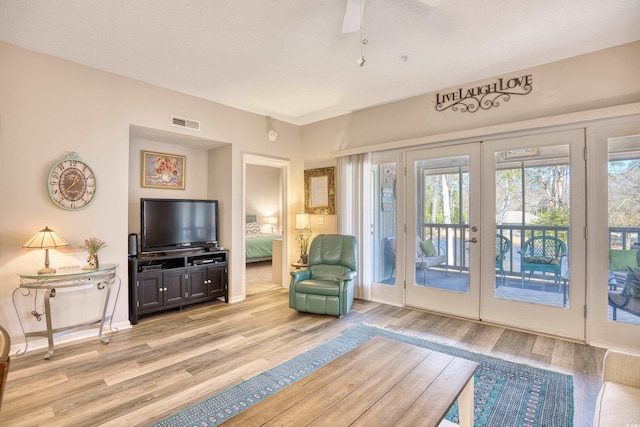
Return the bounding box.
[341,0,444,33]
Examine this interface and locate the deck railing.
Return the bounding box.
[421,223,640,275]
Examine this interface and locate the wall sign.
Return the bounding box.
[436,74,532,113]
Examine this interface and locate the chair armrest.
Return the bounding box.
[340,271,357,281]
[290,269,311,282]
[437,246,446,256]
[602,350,640,388]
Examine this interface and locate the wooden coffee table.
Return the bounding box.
[223,335,478,426]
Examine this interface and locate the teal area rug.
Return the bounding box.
[152,324,573,427]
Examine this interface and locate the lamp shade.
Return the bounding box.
[22,226,69,275]
[266,216,277,225]
[22,226,69,249]
[295,213,310,230]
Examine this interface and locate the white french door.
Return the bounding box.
[588,120,640,349]
[480,129,586,340]
[403,130,586,340]
[405,143,481,319]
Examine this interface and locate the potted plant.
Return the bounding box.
[296,230,311,264]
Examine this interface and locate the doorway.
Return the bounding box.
[242,154,290,296]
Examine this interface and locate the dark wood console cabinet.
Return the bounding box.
[128,250,228,324]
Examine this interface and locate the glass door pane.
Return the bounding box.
[494,145,570,308]
[371,162,397,286]
[607,134,640,325]
[406,143,481,320]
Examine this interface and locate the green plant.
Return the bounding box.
[296,231,311,255]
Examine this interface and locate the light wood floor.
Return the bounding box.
[246,261,281,295]
[0,288,606,426]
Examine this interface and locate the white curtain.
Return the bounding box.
[337,153,372,300]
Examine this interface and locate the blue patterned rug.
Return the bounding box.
[152,324,573,427]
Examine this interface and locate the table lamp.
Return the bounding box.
[22,226,69,274]
[295,213,310,231]
[266,216,277,233]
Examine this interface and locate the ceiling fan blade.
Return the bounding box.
[418,0,444,6]
[342,0,367,33]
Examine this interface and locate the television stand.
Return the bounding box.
[128,249,228,324]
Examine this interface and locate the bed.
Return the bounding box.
[245,215,282,263]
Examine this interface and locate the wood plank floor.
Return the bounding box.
[0,289,606,426]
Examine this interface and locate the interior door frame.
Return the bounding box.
[242,154,290,297]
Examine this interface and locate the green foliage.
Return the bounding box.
[533,205,570,226]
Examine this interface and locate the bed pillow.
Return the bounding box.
[246,222,261,235]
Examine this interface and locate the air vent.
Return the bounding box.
[171,115,200,131]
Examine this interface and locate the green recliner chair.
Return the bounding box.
[289,234,357,317]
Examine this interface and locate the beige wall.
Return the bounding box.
[301,41,640,154]
[0,41,303,349]
[1,39,639,351]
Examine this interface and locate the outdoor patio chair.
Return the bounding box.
[517,235,566,291]
[383,236,396,279]
[608,265,640,321]
[416,237,447,285]
[495,234,511,285]
[608,248,639,290]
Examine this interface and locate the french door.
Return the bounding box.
[481,130,586,339]
[406,143,481,319]
[404,130,586,340]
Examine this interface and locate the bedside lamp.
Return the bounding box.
[266,216,277,233]
[22,226,69,275]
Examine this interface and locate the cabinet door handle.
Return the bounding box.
[159,288,164,292]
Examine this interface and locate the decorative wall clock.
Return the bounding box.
[47,152,97,210]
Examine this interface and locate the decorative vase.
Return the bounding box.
[83,252,99,270]
[301,253,308,264]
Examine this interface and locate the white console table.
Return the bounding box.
[13,264,120,360]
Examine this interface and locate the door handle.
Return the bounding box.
[465,237,478,243]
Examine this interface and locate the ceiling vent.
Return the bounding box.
[171,115,200,131]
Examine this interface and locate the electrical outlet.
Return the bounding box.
[318,216,324,225]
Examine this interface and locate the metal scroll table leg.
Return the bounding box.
[43,288,56,359]
[98,282,110,344]
[97,278,116,344]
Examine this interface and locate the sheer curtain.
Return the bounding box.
[336,153,372,300]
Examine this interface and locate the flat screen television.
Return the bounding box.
[140,198,218,253]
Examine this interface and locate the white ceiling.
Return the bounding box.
[1,0,639,125]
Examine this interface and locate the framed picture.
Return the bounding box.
[304,167,335,215]
[141,150,186,189]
